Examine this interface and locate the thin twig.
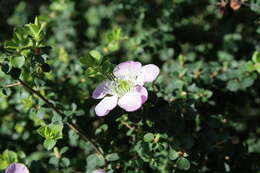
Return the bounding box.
[0,63,104,157]
[17,79,104,156]
[121,122,134,130]
[5,82,21,88]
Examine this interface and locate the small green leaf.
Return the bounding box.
[38,124,63,151]
[89,50,101,62]
[80,55,95,67]
[0,150,18,169]
[0,160,9,170]
[95,124,108,135]
[49,157,59,165]
[169,149,179,160]
[44,139,57,150]
[80,50,102,67]
[106,153,120,161]
[4,40,19,51]
[26,18,45,41]
[86,67,101,77]
[176,157,190,170]
[2,150,18,163]
[50,124,63,140]
[143,133,154,142]
[107,42,119,52]
[1,88,11,96]
[100,60,115,74]
[245,61,255,72]
[37,126,48,138]
[178,54,185,65]
[241,77,254,88]
[10,56,25,68]
[60,147,69,154]
[49,124,63,134]
[226,80,239,92]
[61,157,70,167]
[252,51,260,63]
[17,151,26,159]
[87,153,105,170]
[28,24,40,37]
[37,124,63,140]
[255,63,260,73]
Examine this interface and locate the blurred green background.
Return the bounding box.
[0,0,260,173]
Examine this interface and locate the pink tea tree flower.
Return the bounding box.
[92,61,160,116]
[5,163,29,173]
[93,169,106,173]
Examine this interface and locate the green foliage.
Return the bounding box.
[25,17,46,41]
[176,157,190,171]
[80,50,115,80]
[0,150,20,169]
[80,50,102,67]
[104,26,128,53]
[10,56,25,68]
[252,51,260,63]
[143,133,154,143]
[252,51,260,73]
[86,154,105,173]
[0,0,260,173]
[2,17,50,79]
[169,149,179,161]
[106,153,119,162]
[37,124,63,150]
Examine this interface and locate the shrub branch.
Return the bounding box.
[17,78,105,157]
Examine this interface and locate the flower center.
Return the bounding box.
[112,79,133,96]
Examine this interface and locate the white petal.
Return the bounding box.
[113,61,142,80]
[118,91,142,112]
[141,64,160,83]
[135,73,145,86]
[95,96,118,116]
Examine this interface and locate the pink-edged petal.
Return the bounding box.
[5,163,29,173]
[135,85,148,104]
[141,64,160,83]
[93,169,106,173]
[113,61,142,79]
[118,91,142,112]
[92,81,110,99]
[95,96,118,116]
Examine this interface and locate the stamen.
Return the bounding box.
[108,79,134,97]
